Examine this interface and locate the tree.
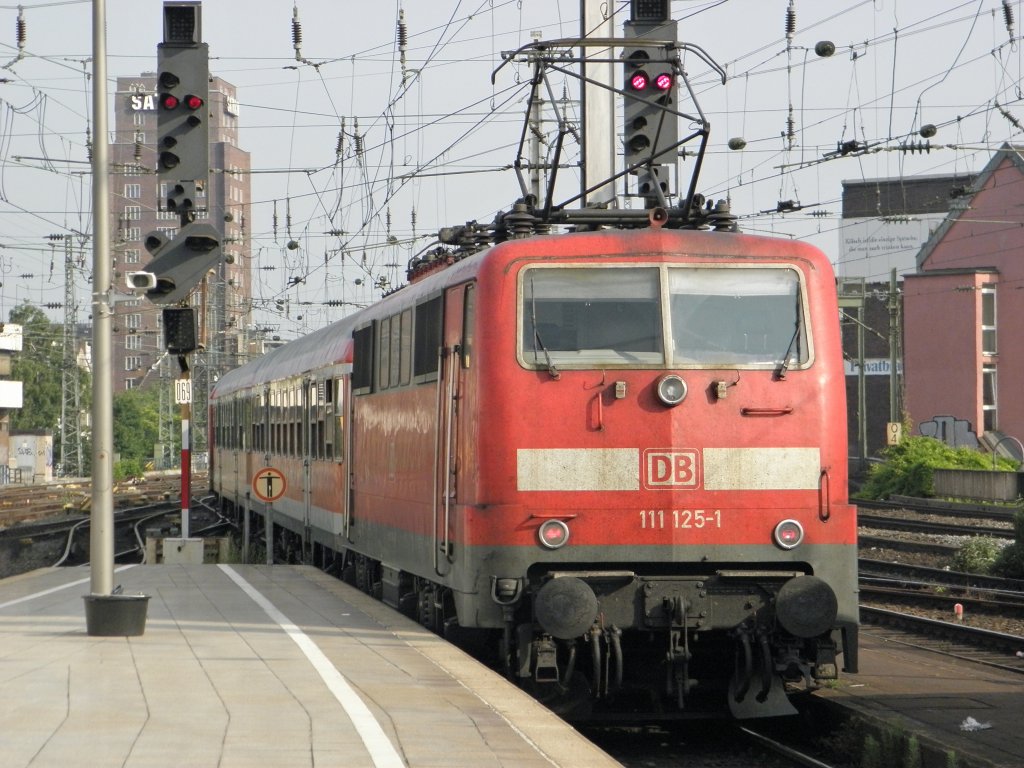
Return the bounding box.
[9,303,64,433]
[113,387,162,464]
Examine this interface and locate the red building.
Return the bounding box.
[904,144,1024,457]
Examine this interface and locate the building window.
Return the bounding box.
[125,335,142,350]
[124,183,141,199]
[125,378,138,390]
[124,249,140,264]
[157,226,178,240]
[981,285,996,355]
[126,314,142,329]
[134,130,145,145]
[982,364,997,431]
[122,227,141,242]
[125,356,142,371]
[123,205,141,221]
[133,112,145,127]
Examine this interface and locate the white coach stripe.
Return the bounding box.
[219,565,405,768]
[703,447,821,490]
[517,447,639,491]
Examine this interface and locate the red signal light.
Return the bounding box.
[184,94,204,110]
[161,94,179,110]
[654,72,673,90]
[630,71,649,91]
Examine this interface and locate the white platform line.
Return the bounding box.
[218,565,405,768]
[0,565,138,610]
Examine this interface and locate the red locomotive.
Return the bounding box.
[210,215,859,719]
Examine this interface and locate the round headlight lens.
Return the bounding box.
[656,374,687,406]
[538,519,570,549]
[773,519,804,550]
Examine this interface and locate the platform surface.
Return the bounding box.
[818,627,1024,768]
[0,564,620,768]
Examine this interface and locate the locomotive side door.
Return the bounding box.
[435,282,474,575]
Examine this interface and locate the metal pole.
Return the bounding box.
[89,0,114,597]
[581,0,616,206]
[181,366,191,539]
[888,268,900,424]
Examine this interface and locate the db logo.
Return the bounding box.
[644,449,700,489]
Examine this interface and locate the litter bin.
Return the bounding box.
[83,593,150,636]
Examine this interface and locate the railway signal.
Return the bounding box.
[134,219,220,306]
[622,16,679,202]
[135,2,221,308]
[156,2,209,214]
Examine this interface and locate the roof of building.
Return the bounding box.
[913,144,1024,269]
[841,172,978,218]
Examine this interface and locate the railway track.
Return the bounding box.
[860,606,1024,674]
[0,473,186,530]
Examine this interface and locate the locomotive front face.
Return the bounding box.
[475,238,858,718]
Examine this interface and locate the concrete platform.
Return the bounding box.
[817,627,1024,768]
[0,564,620,768]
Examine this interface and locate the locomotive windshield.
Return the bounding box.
[524,268,664,364]
[521,265,807,369]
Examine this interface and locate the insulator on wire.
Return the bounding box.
[899,140,931,154]
[397,9,408,51]
[292,4,303,60]
[354,117,363,156]
[16,6,26,51]
[272,200,279,239]
[335,129,344,158]
[134,141,143,163]
[785,0,796,43]
[1004,0,1015,40]
[398,10,408,82]
[786,107,796,149]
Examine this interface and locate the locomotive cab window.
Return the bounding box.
[522,267,663,366]
[520,265,809,370]
[669,267,807,367]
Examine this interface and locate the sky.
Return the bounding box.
[0,0,1021,340]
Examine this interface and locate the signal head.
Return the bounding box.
[630,70,649,91]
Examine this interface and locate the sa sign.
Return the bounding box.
[174,378,192,404]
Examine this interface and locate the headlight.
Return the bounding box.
[656,374,687,406]
[773,518,804,549]
[538,519,570,549]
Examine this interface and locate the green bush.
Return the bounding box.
[993,510,1024,579]
[856,435,1018,500]
[953,537,1004,574]
[114,458,145,482]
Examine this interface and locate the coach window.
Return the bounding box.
[333,378,345,462]
[389,312,402,388]
[292,384,300,457]
[414,295,442,381]
[462,284,475,368]
[353,324,374,394]
[399,308,413,384]
[378,316,392,390]
[324,379,335,460]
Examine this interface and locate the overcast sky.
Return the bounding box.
[0,0,1020,338]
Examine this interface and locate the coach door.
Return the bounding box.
[434,283,474,576]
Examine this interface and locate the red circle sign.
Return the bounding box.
[252,467,287,502]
